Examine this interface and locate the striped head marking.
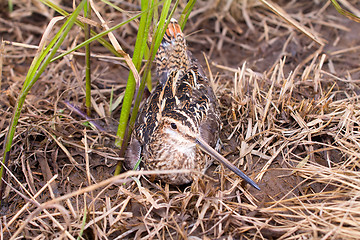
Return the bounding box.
[164,18,183,43]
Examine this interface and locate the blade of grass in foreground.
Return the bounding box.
[114,0,154,148]
[114,0,196,175]
[330,0,360,23]
[113,0,156,175]
[0,0,86,204]
[84,0,92,116]
[179,0,196,30]
[113,0,175,175]
[40,0,122,58]
[127,0,179,138]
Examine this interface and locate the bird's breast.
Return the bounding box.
[142,140,206,185]
[145,139,202,169]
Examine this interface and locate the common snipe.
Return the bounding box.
[125,19,260,190]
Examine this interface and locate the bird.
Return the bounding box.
[124,18,260,190]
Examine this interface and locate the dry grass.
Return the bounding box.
[1,0,360,239]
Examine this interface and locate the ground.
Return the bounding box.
[1,0,360,239]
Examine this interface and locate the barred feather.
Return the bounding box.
[125,18,220,185]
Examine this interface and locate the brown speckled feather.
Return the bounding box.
[124,19,260,190]
[124,18,220,184]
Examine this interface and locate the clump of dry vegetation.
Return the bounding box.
[1,0,360,239]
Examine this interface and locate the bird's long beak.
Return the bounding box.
[195,137,261,191]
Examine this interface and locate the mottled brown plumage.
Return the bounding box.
[125,19,260,189]
[155,19,191,83]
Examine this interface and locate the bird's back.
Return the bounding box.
[124,18,220,185]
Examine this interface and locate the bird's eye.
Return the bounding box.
[170,123,177,129]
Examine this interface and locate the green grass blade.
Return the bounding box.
[113,0,180,176]
[41,0,163,63]
[100,0,129,13]
[84,0,92,116]
[49,10,145,62]
[39,0,68,16]
[109,86,114,115]
[114,0,170,175]
[152,0,174,51]
[8,0,13,12]
[77,204,88,240]
[114,0,154,148]
[24,19,70,90]
[179,0,197,29]
[39,0,121,58]
[0,0,86,203]
[128,0,178,124]
[330,0,360,23]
